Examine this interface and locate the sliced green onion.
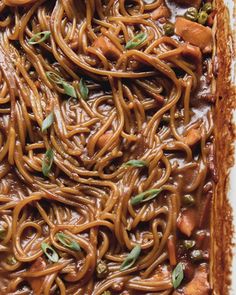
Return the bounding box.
[61,81,77,98]
[101,291,111,295]
[56,232,81,251]
[184,7,198,22]
[41,242,59,262]
[172,262,184,289]
[120,245,141,271]
[131,189,162,206]
[183,240,196,249]
[6,256,17,265]
[28,31,51,45]
[96,260,109,279]
[123,160,147,168]
[79,78,89,100]
[202,2,213,14]
[0,227,5,240]
[163,23,174,36]
[198,11,208,25]
[46,71,77,98]
[46,71,63,84]
[125,33,147,50]
[42,112,54,132]
[42,149,54,177]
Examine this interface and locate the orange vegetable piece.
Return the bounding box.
[151,4,170,20]
[177,208,197,237]
[175,17,213,53]
[184,128,201,146]
[92,36,121,60]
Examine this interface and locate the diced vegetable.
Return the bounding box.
[177,208,197,237]
[183,240,196,249]
[163,23,175,36]
[184,7,198,22]
[175,17,213,53]
[197,11,208,25]
[202,3,213,14]
[96,260,109,279]
[92,36,121,60]
[183,128,201,146]
[151,4,170,20]
[191,249,209,261]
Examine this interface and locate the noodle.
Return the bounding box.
[0,0,216,294]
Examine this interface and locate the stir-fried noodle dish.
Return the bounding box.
[0,0,218,294]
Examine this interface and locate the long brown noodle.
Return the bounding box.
[0,0,215,294]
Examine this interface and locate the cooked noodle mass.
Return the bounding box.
[0,0,216,294]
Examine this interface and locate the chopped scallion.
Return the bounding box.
[28,31,51,45]
[41,242,59,263]
[120,245,141,271]
[131,188,162,206]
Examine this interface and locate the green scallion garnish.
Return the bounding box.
[123,160,147,168]
[131,188,162,206]
[46,71,77,98]
[125,33,147,50]
[79,78,89,100]
[172,262,184,289]
[28,31,51,45]
[120,245,141,271]
[42,112,54,132]
[42,149,54,177]
[41,242,59,262]
[56,232,81,251]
